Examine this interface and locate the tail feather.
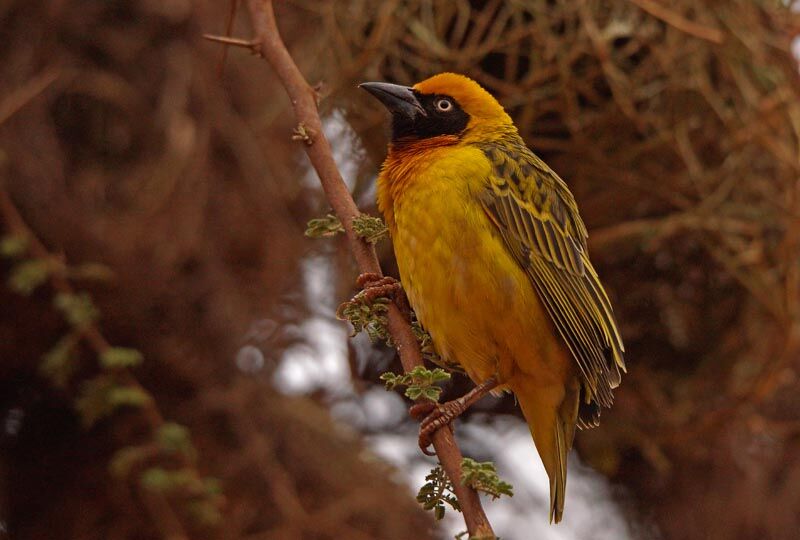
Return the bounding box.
[512,376,579,524]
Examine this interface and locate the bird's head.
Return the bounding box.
[360,72,515,145]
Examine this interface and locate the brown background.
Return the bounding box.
[1,1,799,539]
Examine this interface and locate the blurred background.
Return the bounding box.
[1,1,799,539]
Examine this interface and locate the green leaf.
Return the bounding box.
[75,376,151,427]
[108,386,152,408]
[186,499,223,526]
[75,376,116,427]
[381,366,451,402]
[379,371,400,389]
[405,387,424,400]
[460,458,513,500]
[337,295,390,342]
[140,467,193,492]
[100,347,144,369]
[39,332,80,388]
[54,292,99,327]
[352,214,388,244]
[416,465,460,520]
[305,214,344,238]
[140,467,170,490]
[157,422,196,460]
[0,235,28,258]
[422,387,441,401]
[202,476,223,496]
[109,445,154,478]
[8,259,50,295]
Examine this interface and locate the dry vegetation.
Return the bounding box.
[1,1,799,539]
[313,1,800,537]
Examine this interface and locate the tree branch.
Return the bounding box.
[237,0,495,536]
[0,187,196,540]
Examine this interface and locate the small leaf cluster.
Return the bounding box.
[380,365,451,401]
[2,233,222,529]
[417,464,460,520]
[55,292,100,327]
[305,214,344,238]
[1,234,48,295]
[40,333,81,388]
[140,466,224,526]
[0,234,28,258]
[136,425,223,526]
[352,214,388,244]
[8,259,51,294]
[460,458,513,500]
[75,375,152,427]
[100,347,144,369]
[109,423,200,478]
[2,235,113,295]
[337,294,391,342]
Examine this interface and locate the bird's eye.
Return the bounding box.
[435,98,453,112]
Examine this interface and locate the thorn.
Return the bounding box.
[202,34,262,56]
[312,80,325,106]
[292,123,315,145]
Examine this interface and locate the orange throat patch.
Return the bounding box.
[378,134,460,231]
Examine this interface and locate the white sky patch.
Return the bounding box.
[272,254,352,397]
[299,109,364,192]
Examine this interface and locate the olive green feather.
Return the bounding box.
[479,140,626,416]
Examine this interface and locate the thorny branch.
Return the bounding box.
[223,0,496,536]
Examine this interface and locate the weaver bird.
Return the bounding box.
[359,73,625,523]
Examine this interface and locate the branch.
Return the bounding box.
[0,187,200,540]
[628,0,725,44]
[235,1,496,536]
[0,68,59,125]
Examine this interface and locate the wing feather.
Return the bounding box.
[480,141,625,412]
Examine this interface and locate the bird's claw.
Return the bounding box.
[410,400,463,456]
[353,272,412,318]
[409,378,500,456]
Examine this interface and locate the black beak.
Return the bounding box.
[359,82,427,118]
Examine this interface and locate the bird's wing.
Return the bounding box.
[479,142,625,409]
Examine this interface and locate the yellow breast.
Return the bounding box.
[378,143,569,386]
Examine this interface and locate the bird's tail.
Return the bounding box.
[511,375,579,524]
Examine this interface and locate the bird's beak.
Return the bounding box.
[359,82,427,118]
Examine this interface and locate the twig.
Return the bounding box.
[233,1,496,536]
[0,69,60,126]
[628,0,725,44]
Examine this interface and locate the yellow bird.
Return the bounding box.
[360,73,625,523]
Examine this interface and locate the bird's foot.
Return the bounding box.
[353,272,411,318]
[410,401,460,456]
[409,377,499,456]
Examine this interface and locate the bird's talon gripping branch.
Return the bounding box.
[417,403,457,456]
[414,377,499,456]
[356,272,412,318]
[408,401,437,420]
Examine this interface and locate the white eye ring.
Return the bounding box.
[435,98,453,112]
